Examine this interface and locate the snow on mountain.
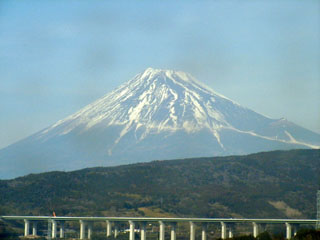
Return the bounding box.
[38,68,233,147]
[1,68,319,179]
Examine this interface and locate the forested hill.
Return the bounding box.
[0,149,319,219]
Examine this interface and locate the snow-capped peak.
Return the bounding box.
[140,68,194,84]
[2,68,319,179]
[41,68,234,141]
[38,68,320,153]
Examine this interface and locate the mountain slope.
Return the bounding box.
[0,149,319,218]
[0,68,319,179]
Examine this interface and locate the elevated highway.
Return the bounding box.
[1,216,318,240]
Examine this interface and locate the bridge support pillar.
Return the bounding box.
[221,222,227,239]
[293,224,299,236]
[201,223,207,240]
[190,221,195,240]
[229,230,233,238]
[80,220,86,240]
[88,222,93,239]
[286,223,292,239]
[159,221,165,240]
[228,224,234,239]
[114,223,119,238]
[47,220,52,240]
[52,220,57,239]
[60,222,65,238]
[140,222,146,240]
[32,221,37,236]
[253,222,259,238]
[260,223,267,232]
[24,219,30,236]
[170,223,176,240]
[106,220,112,237]
[129,220,135,240]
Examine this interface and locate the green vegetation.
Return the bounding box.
[0,149,319,219]
[294,229,320,240]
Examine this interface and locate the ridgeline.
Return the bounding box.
[0,149,319,219]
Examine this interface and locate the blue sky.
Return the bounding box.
[0,0,319,149]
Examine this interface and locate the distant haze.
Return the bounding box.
[0,0,319,149]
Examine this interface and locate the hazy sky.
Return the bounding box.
[0,0,319,149]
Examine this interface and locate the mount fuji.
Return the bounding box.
[1,68,319,179]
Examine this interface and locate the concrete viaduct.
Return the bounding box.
[1,216,318,240]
